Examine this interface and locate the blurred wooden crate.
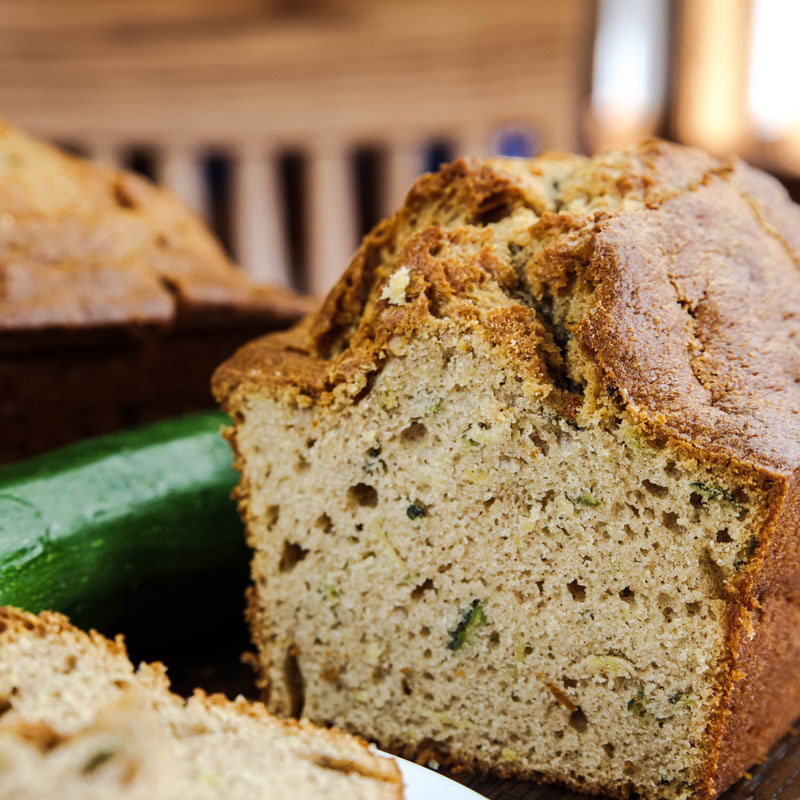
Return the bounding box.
[672,0,800,182]
[0,0,595,294]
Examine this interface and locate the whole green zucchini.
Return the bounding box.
[0,411,249,639]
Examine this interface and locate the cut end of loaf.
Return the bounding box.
[216,139,800,800]
[232,329,770,800]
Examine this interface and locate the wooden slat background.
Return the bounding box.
[0,0,595,293]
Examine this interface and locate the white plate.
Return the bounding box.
[381,752,488,799]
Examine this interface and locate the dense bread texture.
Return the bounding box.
[213,140,800,800]
[0,120,312,462]
[0,607,403,799]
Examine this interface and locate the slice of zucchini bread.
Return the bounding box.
[213,140,800,800]
[0,119,313,463]
[0,607,403,799]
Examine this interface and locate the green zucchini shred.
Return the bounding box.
[689,481,745,513]
[319,583,339,602]
[668,690,698,709]
[406,503,426,520]
[734,536,759,569]
[627,690,647,717]
[570,491,602,508]
[363,446,385,474]
[448,599,487,651]
[82,742,122,774]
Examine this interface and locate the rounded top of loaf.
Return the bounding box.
[214,139,800,479]
[0,120,312,348]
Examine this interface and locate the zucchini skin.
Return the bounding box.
[0,411,249,632]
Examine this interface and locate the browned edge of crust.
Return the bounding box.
[212,156,543,408]
[703,472,800,796]
[0,606,131,664]
[196,689,402,787]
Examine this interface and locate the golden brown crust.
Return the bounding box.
[213,156,552,407]
[0,120,312,346]
[710,587,800,794]
[0,120,314,461]
[0,606,127,658]
[216,226,555,408]
[579,176,800,477]
[195,690,402,787]
[702,473,800,797]
[215,138,800,478]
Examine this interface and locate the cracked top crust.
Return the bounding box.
[213,139,800,478]
[0,120,310,345]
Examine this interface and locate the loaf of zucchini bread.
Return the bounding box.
[0,607,403,799]
[213,140,800,800]
[0,120,312,463]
